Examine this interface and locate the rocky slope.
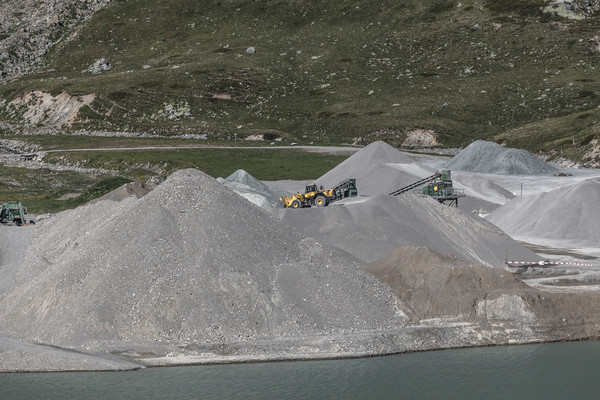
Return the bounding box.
[0,0,112,82]
[1,0,600,159]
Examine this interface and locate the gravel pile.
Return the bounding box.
[446,141,559,175]
[93,182,156,203]
[278,194,538,267]
[364,246,533,321]
[486,178,600,243]
[315,141,421,195]
[0,169,404,352]
[217,169,288,208]
[0,226,32,295]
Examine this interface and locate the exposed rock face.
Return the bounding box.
[86,58,111,74]
[401,129,440,148]
[543,0,600,19]
[0,0,112,82]
[6,91,95,127]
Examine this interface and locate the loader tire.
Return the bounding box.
[314,195,328,207]
[291,199,302,209]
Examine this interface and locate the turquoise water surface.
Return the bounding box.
[2,341,600,399]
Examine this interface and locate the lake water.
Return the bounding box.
[2,341,600,399]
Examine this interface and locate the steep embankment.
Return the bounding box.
[365,246,600,341]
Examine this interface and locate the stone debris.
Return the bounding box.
[86,58,112,74]
[364,246,533,321]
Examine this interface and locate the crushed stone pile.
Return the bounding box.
[364,246,533,321]
[0,226,32,295]
[365,246,600,342]
[315,141,421,195]
[278,194,538,267]
[94,182,156,203]
[0,169,404,354]
[446,140,559,175]
[486,178,600,243]
[217,169,288,208]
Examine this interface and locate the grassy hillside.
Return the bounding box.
[0,0,599,158]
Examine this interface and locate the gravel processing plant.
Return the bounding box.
[1,141,600,372]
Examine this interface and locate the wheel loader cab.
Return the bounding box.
[305,184,318,194]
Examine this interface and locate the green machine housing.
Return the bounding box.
[422,170,455,197]
[0,201,27,225]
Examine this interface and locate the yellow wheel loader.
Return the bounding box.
[278,179,357,208]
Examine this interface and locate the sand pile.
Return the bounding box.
[278,194,538,267]
[217,169,288,208]
[364,246,534,321]
[446,141,559,175]
[315,141,421,195]
[0,169,404,353]
[486,178,600,243]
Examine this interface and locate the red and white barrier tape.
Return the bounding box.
[506,260,595,267]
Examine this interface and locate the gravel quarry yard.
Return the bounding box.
[1,141,600,372]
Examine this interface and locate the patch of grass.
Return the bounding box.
[484,0,546,15]
[0,166,105,213]
[578,90,597,99]
[428,0,456,14]
[68,176,131,205]
[43,148,351,181]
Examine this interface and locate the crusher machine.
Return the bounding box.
[389,170,464,206]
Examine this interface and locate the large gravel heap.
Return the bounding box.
[315,141,421,195]
[446,140,559,175]
[0,169,404,353]
[486,178,600,244]
[279,194,538,267]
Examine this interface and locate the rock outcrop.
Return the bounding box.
[0,0,112,82]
